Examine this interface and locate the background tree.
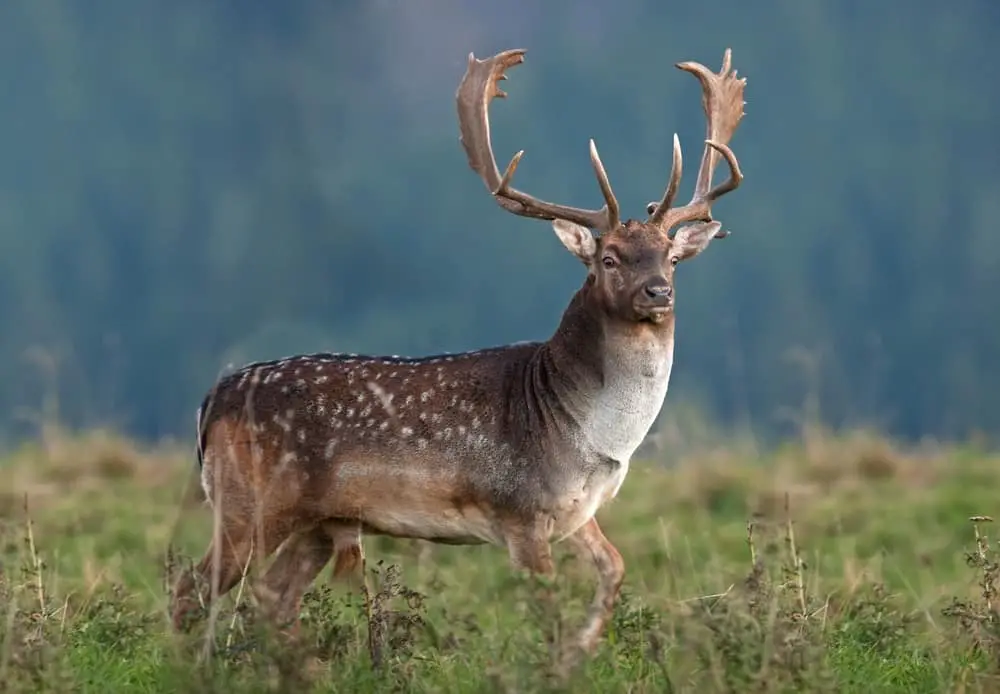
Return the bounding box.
[0,0,997,445]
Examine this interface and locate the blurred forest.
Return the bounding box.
[0,1,998,446]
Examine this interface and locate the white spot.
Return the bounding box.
[367,382,396,417]
[401,426,413,437]
[324,439,338,459]
[316,375,329,384]
[297,429,307,443]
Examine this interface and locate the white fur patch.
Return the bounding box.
[549,334,675,540]
[579,334,675,466]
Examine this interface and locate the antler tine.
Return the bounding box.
[456,50,621,234]
[589,139,620,230]
[648,48,746,234]
[702,140,742,202]
[647,133,683,223]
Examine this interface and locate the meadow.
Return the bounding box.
[2,423,1000,693]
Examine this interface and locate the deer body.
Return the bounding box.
[195,281,674,548]
[172,47,746,674]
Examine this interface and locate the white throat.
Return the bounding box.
[579,332,675,463]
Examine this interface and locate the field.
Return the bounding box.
[2,425,1000,692]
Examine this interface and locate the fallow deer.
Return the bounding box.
[171,46,746,668]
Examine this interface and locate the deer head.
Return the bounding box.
[456,48,745,326]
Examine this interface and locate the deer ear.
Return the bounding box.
[671,221,726,262]
[552,220,597,264]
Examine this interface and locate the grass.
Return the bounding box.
[2,424,1000,692]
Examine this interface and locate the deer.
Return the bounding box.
[170,46,746,671]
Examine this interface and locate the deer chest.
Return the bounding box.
[578,349,674,464]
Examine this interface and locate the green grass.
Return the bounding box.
[3,425,1000,692]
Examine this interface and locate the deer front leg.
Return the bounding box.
[505,526,556,576]
[254,526,334,632]
[504,519,560,652]
[563,517,625,660]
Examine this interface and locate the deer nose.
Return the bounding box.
[643,282,672,300]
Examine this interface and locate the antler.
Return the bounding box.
[456,49,621,234]
[647,49,746,237]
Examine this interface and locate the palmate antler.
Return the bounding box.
[646,49,746,239]
[456,49,621,235]
[456,48,745,239]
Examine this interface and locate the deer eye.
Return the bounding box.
[602,255,618,269]
[669,256,680,267]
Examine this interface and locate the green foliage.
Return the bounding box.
[3,429,1000,690]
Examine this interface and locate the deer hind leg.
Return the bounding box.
[171,513,295,632]
[561,517,624,666]
[327,520,366,587]
[254,525,335,631]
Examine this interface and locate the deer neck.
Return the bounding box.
[539,277,676,464]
